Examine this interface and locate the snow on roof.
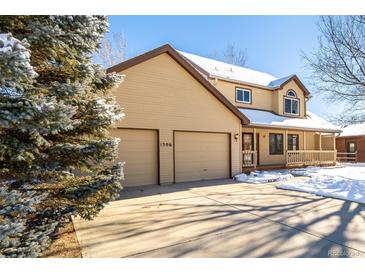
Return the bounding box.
[178,50,280,87]
[340,122,365,137]
[267,75,295,88]
[239,108,342,132]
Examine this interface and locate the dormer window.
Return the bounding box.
[236,88,251,104]
[284,89,299,115]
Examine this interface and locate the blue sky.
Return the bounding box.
[108,16,342,119]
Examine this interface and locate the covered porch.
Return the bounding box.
[238,108,341,170]
[242,128,337,169]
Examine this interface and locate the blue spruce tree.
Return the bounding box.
[0,16,124,257]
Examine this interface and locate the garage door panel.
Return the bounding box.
[175,132,230,183]
[110,129,158,187]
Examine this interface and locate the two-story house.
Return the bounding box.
[107,44,341,187]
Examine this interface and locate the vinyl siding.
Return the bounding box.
[112,53,242,184]
[212,78,307,118]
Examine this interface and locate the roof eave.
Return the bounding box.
[337,134,365,138]
[247,122,342,133]
[107,44,250,125]
[204,74,311,98]
[276,74,311,97]
[208,75,278,91]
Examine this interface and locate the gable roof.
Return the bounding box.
[178,51,277,86]
[107,44,250,124]
[179,51,310,97]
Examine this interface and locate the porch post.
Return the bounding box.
[332,132,336,163]
[284,129,288,165]
[319,132,322,150]
[319,132,322,163]
[303,131,306,150]
[253,128,257,167]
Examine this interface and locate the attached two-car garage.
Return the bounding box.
[108,45,247,187]
[111,129,231,187]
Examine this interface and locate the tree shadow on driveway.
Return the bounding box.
[73,179,365,258]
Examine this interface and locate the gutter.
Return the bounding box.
[209,75,279,91]
[247,123,342,134]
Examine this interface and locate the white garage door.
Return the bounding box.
[110,128,158,187]
[174,131,230,183]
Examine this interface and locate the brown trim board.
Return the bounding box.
[107,44,250,125]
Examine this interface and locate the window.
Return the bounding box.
[284,90,299,115]
[269,133,283,155]
[287,90,296,97]
[236,88,251,104]
[348,141,356,153]
[288,134,299,151]
[243,133,253,151]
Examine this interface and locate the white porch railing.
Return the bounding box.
[242,150,257,167]
[287,150,336,166]
[337,151,357,162]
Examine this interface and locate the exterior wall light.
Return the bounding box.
[234,133,239,140]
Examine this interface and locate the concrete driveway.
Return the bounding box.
[73,179,365,258]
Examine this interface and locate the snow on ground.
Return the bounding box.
[278,163,365,204]
[235,170,294,184]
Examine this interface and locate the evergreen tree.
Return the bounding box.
[0,16,124,257]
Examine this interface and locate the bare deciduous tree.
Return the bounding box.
[95,32,127,68]
[224,43,247,67]
[210,43,247,67]
[304,16,365,124]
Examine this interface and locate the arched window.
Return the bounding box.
[284,90,299,115]
[287,90,296,98]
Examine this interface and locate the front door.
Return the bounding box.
[243,133,254,165]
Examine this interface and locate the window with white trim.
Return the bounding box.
[284,90,299,115]
[235,88,251,104]
[287,90,296,97]
[269,133,283,155]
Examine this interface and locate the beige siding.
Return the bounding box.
[212,78,307,118]
[213,80,275,111]
[322,134,335,150]
[305,131,316,150]
[112,53,242,184]
[110,129,158,186]
[275,80,306,117]
[174,132,230,183]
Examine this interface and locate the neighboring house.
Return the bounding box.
[336,123,365,162]
[107,44,341,187]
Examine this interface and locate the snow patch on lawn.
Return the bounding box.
[278,164,365,204]
[235,170,294,184]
